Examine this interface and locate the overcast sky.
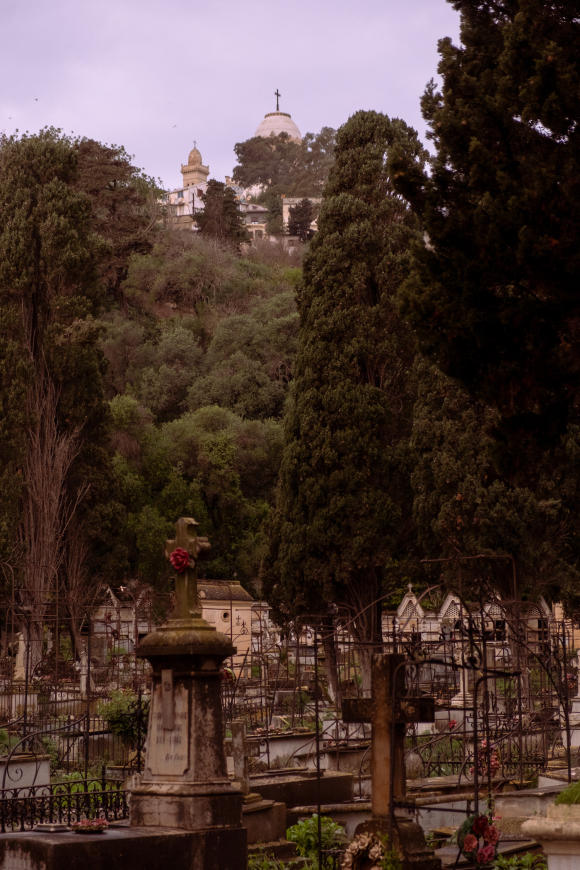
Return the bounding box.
[1,0,460,190]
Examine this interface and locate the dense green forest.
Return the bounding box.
[0,129,304,658]
[100,232,302,587]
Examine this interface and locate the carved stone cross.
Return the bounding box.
[165,517,210,620]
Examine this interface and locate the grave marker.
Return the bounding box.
[343,654,434,815]
[343,654,440,870]
[130,517,245,866]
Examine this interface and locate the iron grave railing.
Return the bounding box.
[0,776,129,833]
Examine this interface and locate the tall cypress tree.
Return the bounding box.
[0,130,150,664]
[389,0,579,465]
[265,111,425,691]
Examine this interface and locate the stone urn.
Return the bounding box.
[522,803,580,870]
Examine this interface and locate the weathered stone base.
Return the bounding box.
[0,825,247,870]
[394,816,442,870]
[523,804,580,870]
[130,782,243,830]
[355,816,441,870]
[242,792,286,844]
[248,840,299,864]
[250,770,353,807]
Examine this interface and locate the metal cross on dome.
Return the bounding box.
[274,88,281,111]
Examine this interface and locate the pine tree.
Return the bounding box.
[389,0,579,462]
[266,111,425,691]
[196,180,248,249]
[73,137,160,304]
[288,198,314,241]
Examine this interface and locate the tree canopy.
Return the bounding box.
[288,199,315,241]
[410,359,579,604]
[0,129,132,664]
[388,0,579,462]
[97,231,301,587]
[195,180,249,249]
[233,127,337,198]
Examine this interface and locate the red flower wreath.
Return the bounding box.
[169,547,191,573]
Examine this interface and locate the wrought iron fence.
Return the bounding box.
[0,777,129,832]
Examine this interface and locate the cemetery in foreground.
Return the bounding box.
[0,520,576,868]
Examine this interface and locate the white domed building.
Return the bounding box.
[254,110,302,143]
[254,90,302,143]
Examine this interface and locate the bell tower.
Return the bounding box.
[181,142,209,188]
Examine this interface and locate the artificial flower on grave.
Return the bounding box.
[341,831,401,870]
[456,813,500,866]
[71,818,109,833]
[169,547,191,573]
[469,739,500,777]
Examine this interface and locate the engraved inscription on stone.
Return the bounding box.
[149,682,189,776]
[161,668,174,730]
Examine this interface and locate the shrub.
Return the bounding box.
[555,780,580,805]
[494,855,547,869]
[97,690,149,747]
[286,814,345,868]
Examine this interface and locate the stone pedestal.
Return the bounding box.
[0,826,246,870]
[130,617,244,837]
[354,817,441,870]
[567,697,580,749]
[522,803,580,870]
[450,665,474,731]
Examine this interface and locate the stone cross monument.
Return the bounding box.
[130,517,245,867]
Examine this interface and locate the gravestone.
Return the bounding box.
[343,653,440,870]
[568,650,580,749]
[130,518,245,866]
[0,520,245,870]
[13,633,25,681]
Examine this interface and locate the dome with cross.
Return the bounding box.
[255,91,301,143]
[255,111,302,143]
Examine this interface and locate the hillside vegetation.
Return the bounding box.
[98,231,302,588]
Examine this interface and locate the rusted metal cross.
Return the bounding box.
[342,654,434,818]
[165,517,210,620]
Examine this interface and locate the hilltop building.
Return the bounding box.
[162,93,308,240]
[163,143,210,227]
[254,111,301,142]
[163,141,271,240]
[181,143,210,188]
[254,88,302,143]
